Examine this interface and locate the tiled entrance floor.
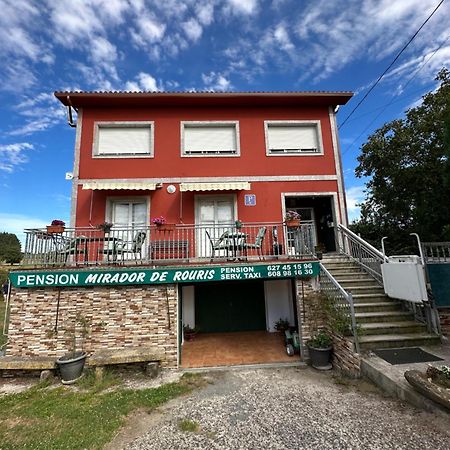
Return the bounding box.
[181,331,300,368]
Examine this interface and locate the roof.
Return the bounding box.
[54,90,353,108]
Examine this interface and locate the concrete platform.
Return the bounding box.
[361,340,450,416]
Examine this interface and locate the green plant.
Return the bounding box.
[307,330,332,349]
[96,222,113,233]
[178,418,200,432]
[274,318,290,332]
[323,294,361,336]
[63,314,91,357]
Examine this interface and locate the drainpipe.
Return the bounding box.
[66,96,77,128]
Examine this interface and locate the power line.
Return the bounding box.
[341,33,450,157]
[338,0,446,130]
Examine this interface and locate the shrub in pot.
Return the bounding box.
[56,314,90,384]
[274,318,290,333]
[307,330,333,370]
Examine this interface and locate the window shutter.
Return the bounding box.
[98,126,151,154]
[184,125,237,154]
[268,124,319,152]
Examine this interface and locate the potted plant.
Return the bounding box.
[314,243,326,260]
[274,317,290,333]
[96,222,113,234]
[183,324,198,341]
[47,219,65,234]
[307,330,333,370]
[56,314,90,384]
[284,210,301,227]
[235,220,243,229]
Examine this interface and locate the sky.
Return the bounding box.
[1,0,449,244]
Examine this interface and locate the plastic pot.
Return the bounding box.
[307,345,332,370]
[56,352,87,384]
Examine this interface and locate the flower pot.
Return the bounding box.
[46,225,65,234]
[156,224,175,232]
[56,352,87,384]
[285,219,300,228]
[307,345,332,370]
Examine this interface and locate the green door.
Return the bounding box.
[195,280,266,333]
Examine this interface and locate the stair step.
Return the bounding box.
[332,272,375,280]
[359,321,427,335]
[357,333,441,351]
[355,311,414,323]
[346,286,385,295]
[323,263,361,270]
[352,293,390,303]
[354,302,401,313]
[335,279,380,286]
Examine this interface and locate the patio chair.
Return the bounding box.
[57,236,86,266]
[116,231,147,264]
[243,226,267,260]
[205,230,230,261]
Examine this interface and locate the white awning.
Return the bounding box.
[82,181,157,190]
[179,182,251,192]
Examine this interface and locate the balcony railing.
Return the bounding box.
[23,222,316,267]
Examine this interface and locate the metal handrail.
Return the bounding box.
[319,263,360,353]
[422,241,450,264]
[21,222,316,267]
[337,224,386,284]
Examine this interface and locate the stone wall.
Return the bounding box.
[438,308,450,337]
[296,278,361,377]
[6,284,178,368]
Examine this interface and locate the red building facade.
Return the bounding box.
[56,91,352,255]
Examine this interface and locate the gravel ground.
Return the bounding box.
[126,367,450,450]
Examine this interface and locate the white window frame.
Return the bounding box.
[93,121,154,158]
[180,121,240,158]
[264,120,324,156]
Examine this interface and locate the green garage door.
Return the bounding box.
[195,280,266,333]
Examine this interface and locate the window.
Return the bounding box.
[265,121,323,155]
[94,122,154,157]
[181,121,240,157]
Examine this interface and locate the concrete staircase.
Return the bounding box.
[321,254,440,352]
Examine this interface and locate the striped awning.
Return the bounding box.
[82,181,157,190]
[180,182,251,192]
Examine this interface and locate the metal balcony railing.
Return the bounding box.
[22,222,316,267]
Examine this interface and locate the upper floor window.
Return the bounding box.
[93,122,154,158]
[181,121,240,157]
[265,120,323,156]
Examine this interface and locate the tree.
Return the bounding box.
[0,232,22,264]
[351,68,450,254]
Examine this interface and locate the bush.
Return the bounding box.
[0,232,21,264]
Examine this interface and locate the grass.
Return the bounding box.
[178,418,200,432]
[0,372,204,450]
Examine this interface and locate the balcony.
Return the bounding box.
[23,222,316,268]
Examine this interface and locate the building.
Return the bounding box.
[8,91,353,369]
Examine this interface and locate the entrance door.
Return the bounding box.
[195,280,266,333]
[195,196,235,257]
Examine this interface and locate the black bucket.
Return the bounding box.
[307,346,332,370]
[56,352,87,384]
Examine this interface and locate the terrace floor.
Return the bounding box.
[181,331,300,368]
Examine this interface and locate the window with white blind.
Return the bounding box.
[181,121,240,157]
[94,122,154,157]
[265,121,323,155]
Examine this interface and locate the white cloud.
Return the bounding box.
[346,185,365,222]
[182,18,203,42]
[196,2,215,25]
[201,72,232,91]
[0,143,34,173]
[225,0,258,15]
[274,24,294,52]
[132,14,166,45]
[124,72,162,91]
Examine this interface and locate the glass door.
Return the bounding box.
[196,196,234,257]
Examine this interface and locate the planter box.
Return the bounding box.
[46,225,65,234]
[285,219,300,228]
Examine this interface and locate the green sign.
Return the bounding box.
[9,262,319,288]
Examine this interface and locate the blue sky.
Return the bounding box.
[1,0,449,243]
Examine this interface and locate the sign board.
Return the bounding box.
[244,194,256,206]
[9,262,319,289]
